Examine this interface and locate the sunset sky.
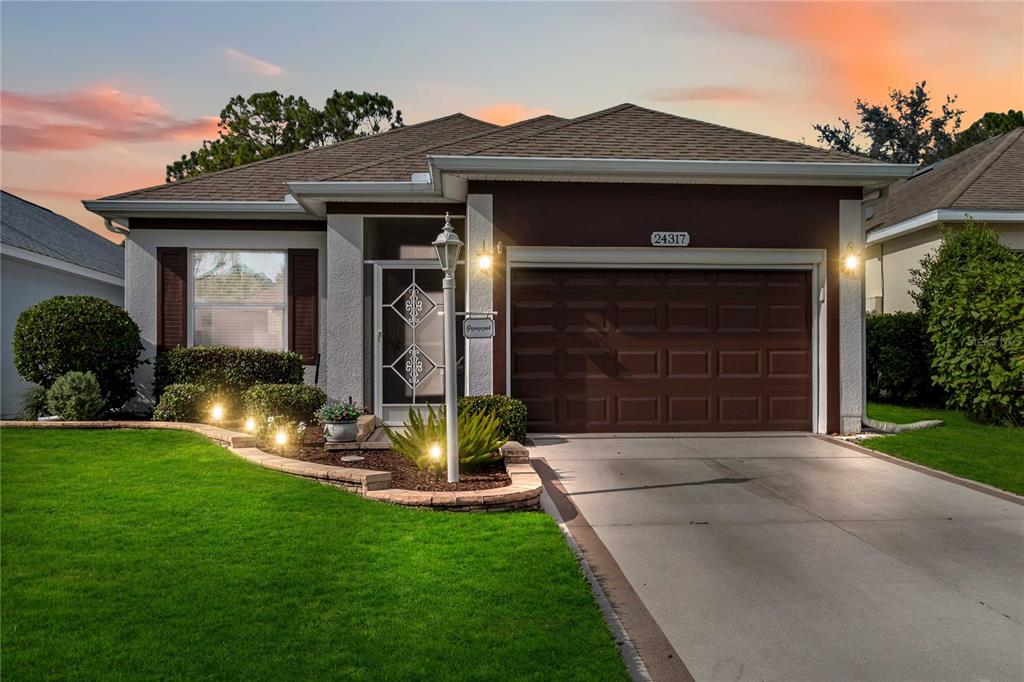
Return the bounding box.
[2,1,1021,242]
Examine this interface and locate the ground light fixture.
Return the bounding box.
[244,417,256,433]
[432,213,463,483]
[210,403,225,423]
[843,241,861,273]
[275,430,288,447]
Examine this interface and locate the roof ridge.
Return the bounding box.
[940,128,1024,208]
[624,103,878,164]
[461,104,637,157]
[99,113,494,200]
[312,114,564,183]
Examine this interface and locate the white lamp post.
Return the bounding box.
[432,212,463,483]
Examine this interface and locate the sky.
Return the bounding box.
[2,1,1021,242]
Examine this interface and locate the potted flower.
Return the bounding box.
[318,400,364,442]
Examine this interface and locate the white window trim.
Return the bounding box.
[503,246,828,434]
[187,248,289,352]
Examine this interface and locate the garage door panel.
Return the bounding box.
[511,268,812,432]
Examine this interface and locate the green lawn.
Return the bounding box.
[0,428,628,681]
[863,403,1024,495]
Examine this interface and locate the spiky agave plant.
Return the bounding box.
[384,404,506,472]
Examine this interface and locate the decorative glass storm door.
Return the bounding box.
[375,263,464,424]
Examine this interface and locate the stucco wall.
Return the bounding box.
[865,222,1024,313]
[124,229,329,407]
[1,255,124,417]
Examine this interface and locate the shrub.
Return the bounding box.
[318,400,364,423]
[45,371,106,420]
[19,385,49,420]
[13,295,143,409]
[242,383,327,425]
[458,394,528,443]
[921,225,1024,426]
[384,404,506,472]
[866,312,944,406]
[154,346,304,399]
[152,383,223,423]
[255,415,308,454]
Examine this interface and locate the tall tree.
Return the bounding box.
[942,110,1024,159]
[814,82,964,164]
[167,90,402,181]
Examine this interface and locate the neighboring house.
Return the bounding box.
[864,127,1024,313]
[1,191,125,417]
[84,104,914,435]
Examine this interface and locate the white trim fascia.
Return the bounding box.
[506,246,826,268]
[429,155,916,187]
[866,209,1024,244]
[82,199,317,224]
[1,244,125,287]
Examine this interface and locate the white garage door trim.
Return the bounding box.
[504,246,829,434]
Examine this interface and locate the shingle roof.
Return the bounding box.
[1,191,124,278]
[99,103,878,203]
[867,128,1024,230]
[102,114,499,201]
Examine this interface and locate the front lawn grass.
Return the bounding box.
[863,403,1024,495]
[0,428,628,681]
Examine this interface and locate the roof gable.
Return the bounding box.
[1,191,124,278]
[867,128,1024,229]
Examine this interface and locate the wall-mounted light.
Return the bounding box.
[475,240,503,272]
[842,241,861,273]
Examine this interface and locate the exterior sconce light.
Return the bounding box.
[843,241,861,273]
[475,240,503,272]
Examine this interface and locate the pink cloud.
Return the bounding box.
[472,102,552,126]
[650,86,762,102]
[224,48,285,76]
[1,86,219,152]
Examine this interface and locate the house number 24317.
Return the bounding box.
[650,231,690,246]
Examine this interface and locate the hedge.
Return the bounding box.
[242,383,328,424]
[13,295,143,409]
[152,383,224,423]
[458,394,528,444]
[154,346,304,405]
[866,312,943,406]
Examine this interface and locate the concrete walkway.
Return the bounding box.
[532,434,1024,681]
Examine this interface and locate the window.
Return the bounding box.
[192,250,286,351]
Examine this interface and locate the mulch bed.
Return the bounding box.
[277,426,512,492]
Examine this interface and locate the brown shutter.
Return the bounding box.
[288,249,319,365]
[157,247,188,352]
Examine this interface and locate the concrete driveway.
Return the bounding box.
[532,434,1024,681]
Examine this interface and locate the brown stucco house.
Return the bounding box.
[863,127,1024,313]
[84,104,914,435]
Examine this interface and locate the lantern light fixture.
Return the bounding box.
[475,240,503,272]
[432,212,463,278]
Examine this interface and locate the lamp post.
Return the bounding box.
[432,212,463,483]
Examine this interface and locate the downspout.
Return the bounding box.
[104,218,130,236]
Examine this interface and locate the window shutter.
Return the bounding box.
[157,247,188,352]
[288,249,319,365]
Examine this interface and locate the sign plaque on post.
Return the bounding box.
[463,317,495,339]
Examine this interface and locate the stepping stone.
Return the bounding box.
[340,455,365,463]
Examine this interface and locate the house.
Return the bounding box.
[83,104,915,434]
[1,191,125,417]
[864,127,1024,313]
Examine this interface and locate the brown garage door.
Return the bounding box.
[510,269,813,432]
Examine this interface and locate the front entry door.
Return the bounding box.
[374,262,464,424]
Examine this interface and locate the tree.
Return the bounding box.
[167,90,402,181]
[941,110,1024,159]
[814,81,964,164]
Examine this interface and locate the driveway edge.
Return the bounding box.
[819,435,1024,506]
[533,457,695,682]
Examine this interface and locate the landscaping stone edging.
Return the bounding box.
[0,420,542,511]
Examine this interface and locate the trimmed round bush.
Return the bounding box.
[46,371,106,421]
[458,394,528,444]
[13,296,143,409]
[866,312,944,406]
[154,346,304,400]
[153,383,222,423]
[242,383,328,424]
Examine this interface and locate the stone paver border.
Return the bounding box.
[1,421,541,511]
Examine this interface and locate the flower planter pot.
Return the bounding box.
[324,421,358,443]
